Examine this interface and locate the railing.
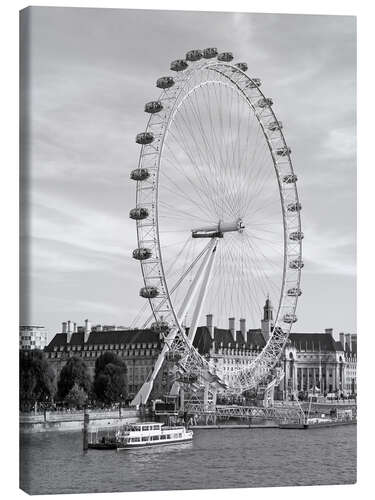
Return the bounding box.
[20,408,138,424]
[273,398,356,406]
[185,403,304,423]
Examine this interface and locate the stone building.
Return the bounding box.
[193,299,357,398]
[281,329,357,398]
[45,300,356,401]
[45,320,167,399]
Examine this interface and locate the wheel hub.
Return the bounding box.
[191,218,245,238]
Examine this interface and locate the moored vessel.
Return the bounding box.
[116,422,193,450]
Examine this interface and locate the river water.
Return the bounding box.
[20,425,356,494]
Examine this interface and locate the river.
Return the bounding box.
[20,425,356,494]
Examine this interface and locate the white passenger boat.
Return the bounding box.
[116,422,193,450]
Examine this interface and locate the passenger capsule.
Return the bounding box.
[257,97,273,108]
[136,132,154,145]
[144,101,163,114]
[130,168,150,181]
[129,207,149,220]
[283,174,298,184]
[276,146,291,157]
[289,258,304,270]
[287,202,302,212]
[156,76,175,89]
[202,47,218,59]
[139,286,159,299]
[178,373,198,384]
[186,49,203,61]
[246,78,262,88]
[170,59,188,72]
[289,231,304,241]
[287,287,302,297]
[151,320,169,332]
[283,313,297,324]
[217,52,234,62]
[166,351,182,362]
[132,248,152,260]
[268,120,283,131]
[235,62,248,72]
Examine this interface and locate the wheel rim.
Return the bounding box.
[133,56,302,392]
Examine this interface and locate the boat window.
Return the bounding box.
[153,425,159,430]
[166,434,171,439]
[141,436,148,442]
[160,435,166,440]
[151,435,159,441]
[142,426,149,431]
[133,437,140,442]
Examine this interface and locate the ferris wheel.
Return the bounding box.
[130,48,303,406]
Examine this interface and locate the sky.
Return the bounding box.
[20,7,356,341]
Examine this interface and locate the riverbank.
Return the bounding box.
[20,408,140,433]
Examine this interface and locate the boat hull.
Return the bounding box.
[117,436,193,450]
[88,442,118,450]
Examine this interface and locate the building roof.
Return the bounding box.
[288,333,339,352]
[335,340,344,351]
[45,329,161,351]
[193,327,266,351]
[192,326,212,355]
[45,325,356,356]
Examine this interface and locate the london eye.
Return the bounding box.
[130,48,303,405]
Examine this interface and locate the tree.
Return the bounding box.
[64,383,88,409]
[57,357,91,401]
[94,353,127,405]
[19,350,56,411]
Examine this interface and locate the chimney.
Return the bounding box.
[229,317,236,343]
[206,314,213,339]
[66,321,72,344]
[73,322,77,333]
[84,319,91,343]
[240,318,246,343]
[339,332,345,350]
[325,328,333,336]
[345,333,352,353]
[62,322,67,334]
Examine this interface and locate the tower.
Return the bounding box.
[261,296,274,342]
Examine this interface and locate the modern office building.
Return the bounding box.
[19,325,48,351]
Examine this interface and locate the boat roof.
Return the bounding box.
[130,422,163,426]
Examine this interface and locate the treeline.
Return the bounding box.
[19,351,128,411]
